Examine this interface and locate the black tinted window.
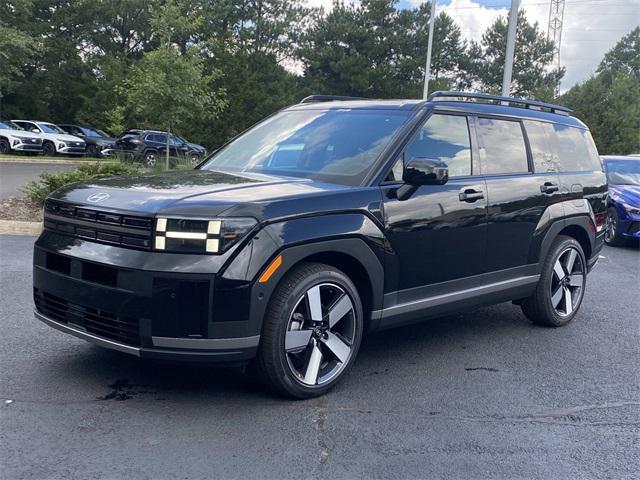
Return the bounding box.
[524,120,560,173]
[552,124,601,171]
[405,114,472,177]
[477,118,528,174]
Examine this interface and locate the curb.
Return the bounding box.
[0,220,42,236]
[0,158,99,165]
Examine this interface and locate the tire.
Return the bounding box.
[257,262,364,399]
[604,207,624,246]
[87,144,99,157]
[521,235,587,327]
[143,150,157,167]
[190,155,200,166]
[43,142,56,157]
[0,138,10,154]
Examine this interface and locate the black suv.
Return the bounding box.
[33,92,607,398]
[114,129,206,166]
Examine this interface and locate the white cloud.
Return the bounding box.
[420,0,640,90]
[303,0,640,90]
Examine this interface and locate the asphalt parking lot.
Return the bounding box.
[0,161,75,198]
[0,235,638,479]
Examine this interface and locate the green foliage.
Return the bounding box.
[21,162,140,205]
[562,27,640,155]
[466,10,563,98]
[119,45,226,134]
[1,0,634,156]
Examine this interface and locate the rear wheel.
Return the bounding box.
[257,262,363,399]
[521,235,587,327]
[604,207,624,246]
[143,151,157,167]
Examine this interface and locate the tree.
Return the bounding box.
[466,10,563,99]
[562,28,640,155]
[297,1,467,99]
[598,26,639,80]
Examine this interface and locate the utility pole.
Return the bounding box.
[547,0,565,96]
[501,0,520,97]
[422,0,437,99]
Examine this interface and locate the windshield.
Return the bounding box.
[38,123,67,134]
[81,127,106,138]
[0,121,22,130]
[605,159,640,186]
[201,109,412,185]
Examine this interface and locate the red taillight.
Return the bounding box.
[595,212,606,232]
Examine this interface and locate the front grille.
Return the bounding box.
[34,288,141,346]
[44,200,153,250]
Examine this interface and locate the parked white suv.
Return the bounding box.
[11,120,86,156]
[0,120,44,154]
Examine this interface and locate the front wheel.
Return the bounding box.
[43,142,56,157]
[0,138,10,154]
[604,207,624,246]
[257,262,364,399]
[521,235,587,327]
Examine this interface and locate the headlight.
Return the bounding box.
[622,203,640,216]
[154,217,257,254]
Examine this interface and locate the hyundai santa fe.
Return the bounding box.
[33,92,607,398]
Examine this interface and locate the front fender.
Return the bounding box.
[220,213,386,337]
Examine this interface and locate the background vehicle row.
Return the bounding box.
[0,120,205,163]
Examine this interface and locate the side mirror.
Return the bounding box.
[32,128,40,133]
[403,157,449,185]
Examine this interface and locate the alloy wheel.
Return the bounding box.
[0,140,9,154]
[605,211,617,243]
[284,282,357,386]
[145,153,156,167]
[549,246,585,317]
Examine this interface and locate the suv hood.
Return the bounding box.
[49,169,355,219]
[0,128,41,139]
[42,132,85,143]
[609,184,640,207]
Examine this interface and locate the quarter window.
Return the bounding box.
[552,124,601,171]
[476,118,529,175]
[405,114,472,177]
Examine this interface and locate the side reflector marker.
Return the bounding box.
[258,255,283,283]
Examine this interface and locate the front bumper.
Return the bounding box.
[58,146,86,155]
[33,232,259,363]
[35,310,259,362]
[12,143,43,152]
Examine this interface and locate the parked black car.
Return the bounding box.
[58,124,117,157]
[33,92,607,398]
[114,129,206,166]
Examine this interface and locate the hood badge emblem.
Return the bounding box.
[87,192,110,203]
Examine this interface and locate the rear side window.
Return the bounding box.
[405,114,472,177]
[552,124,601,171]
[476,118,529,175]
[523,120,560,173]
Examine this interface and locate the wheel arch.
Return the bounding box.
[249,238,384,334]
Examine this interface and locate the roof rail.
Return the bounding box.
[300,94,369,104]
[428,91,572,115]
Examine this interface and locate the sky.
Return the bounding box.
[306,0,640,91]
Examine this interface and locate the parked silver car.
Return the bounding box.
[11,120,86,156]
[0,120,44,154]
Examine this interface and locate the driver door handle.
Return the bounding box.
[459,188,484,202]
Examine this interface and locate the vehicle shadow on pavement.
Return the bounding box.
[35,302,535,403]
